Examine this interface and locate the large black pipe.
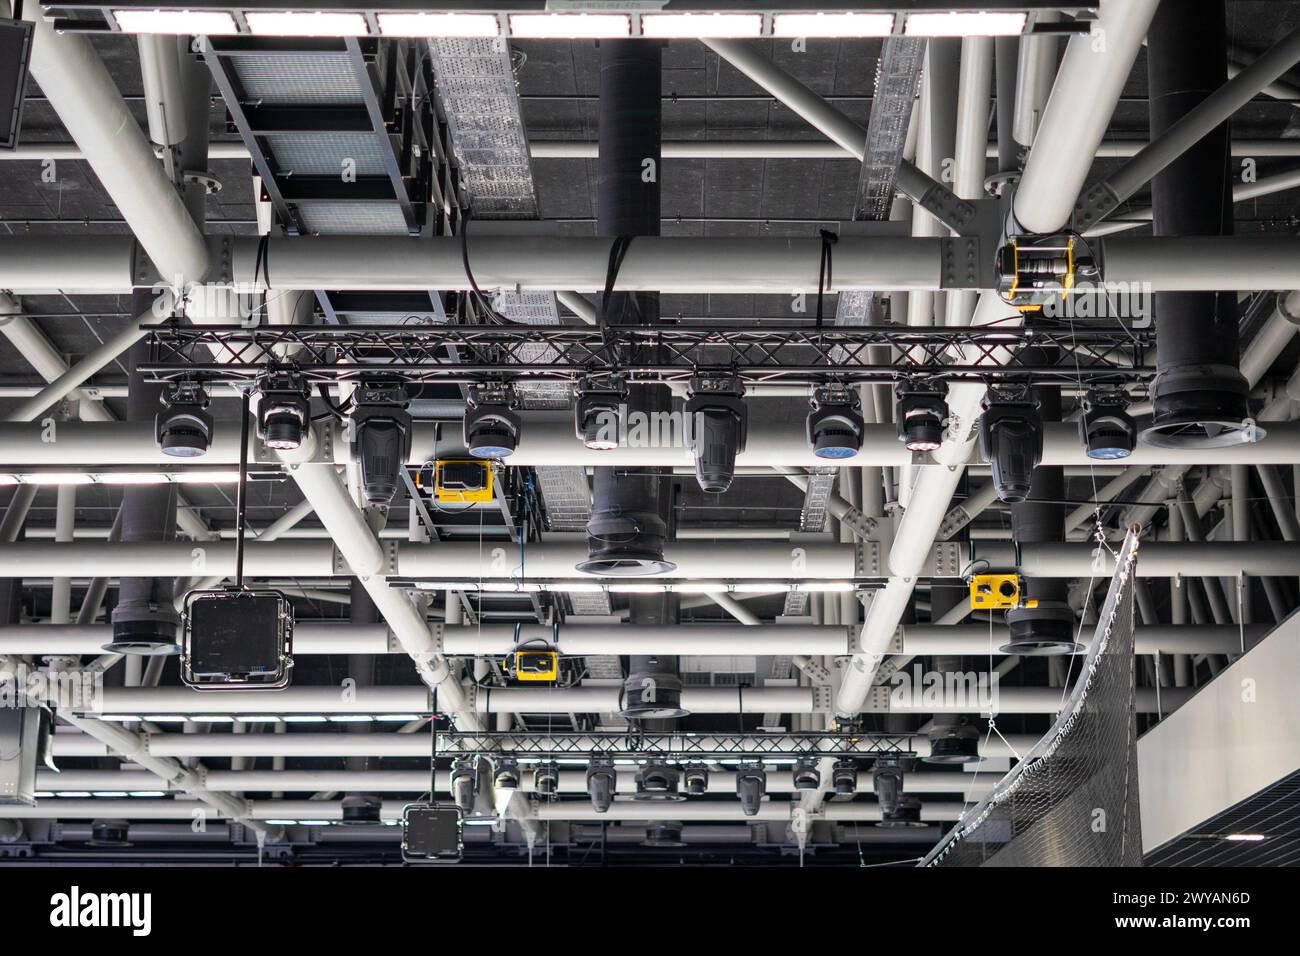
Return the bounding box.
[582,40,684,720]
[1143,1,1249,447]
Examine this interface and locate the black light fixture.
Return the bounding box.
[464,383,522,459]
[735,762,767,816]
[831,759,858,795]
[871,755,905,817]
[633,761,684,801]
[156,379,213,458]
[684,374,747,494]
[895,378,949,453]
[255,371,311,452]
[348,379,412,505]
[533,761,560,797]
[586,756,617,813]
[1002,602,1082,656]
[978,393,1043,503]
[619,655,688,719]
[492,757,520,793]
[792,757,821,791]
[450,758,477,811]
[1079,389,1136,460]
[574,377,626,451]
[683,763,709,796]
[924,720,983,765]
[88,819,131,847]
[340,793,383,826]
[879,795,927,828]
[642,822,686,848]
[806,384,865,459]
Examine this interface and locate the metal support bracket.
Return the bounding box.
[855,540,882,577]
[926,541,966,578]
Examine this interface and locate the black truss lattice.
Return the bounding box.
[435,732,917,758]
[143,323,1152,388]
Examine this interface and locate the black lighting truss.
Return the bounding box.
[435,732,917,759]
[142,322,1153,389]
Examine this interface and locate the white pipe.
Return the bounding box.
[1012,11,1059,147]
[1015,0,1161,234]
[137,34,188,147]
[14,5,209,284]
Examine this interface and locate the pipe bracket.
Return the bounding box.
[854,541,881,577]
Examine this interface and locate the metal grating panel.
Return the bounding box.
[427,38,539,219]
[854,37,926,221]
[296,201,410,235]
[234,53,362,104]
[265,133,390,177]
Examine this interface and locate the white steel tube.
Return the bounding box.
[1012,11,1059,147]
[1015,0,1161,234]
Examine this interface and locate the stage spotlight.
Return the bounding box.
[806,384,864,459]
[831,759,858,795]
[156,379,213,458]
[348,380,412,505]
[256,371,311,451]
[871,756,905,817]
[450,758,476,811]
[895,378,949,453]
[492,758,520,793]
[633,761,684,801]
[533,761,560,797]
[586,757,617,813]
[735,762,767,816]
[978,395,1043,503]
[685,375,747,493]
[792,757,821,791]
[1079,389,1136,460]
[464,383,522,459]
[683,763,709,796]
[574,377,626,450]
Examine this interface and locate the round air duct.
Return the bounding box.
[642,822,686,848]
[88,819,131,847]
[340,794,383,826]
[1002,601,1082,655]
[619,655,688,719]
[879,795,926,828]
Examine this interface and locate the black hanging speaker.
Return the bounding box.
[0,18,34,150]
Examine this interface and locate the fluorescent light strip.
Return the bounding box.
[1,471,245,486]
[244,11,369,38]
[904,11,1028,37]
[641,13,764,39]
[772,12,894,38]
[510,13,631,39]
[378,12,500,38]
[112,8,240,35]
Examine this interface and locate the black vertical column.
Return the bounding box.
[1143,1,1248,446]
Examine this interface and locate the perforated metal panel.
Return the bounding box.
[266,133,390,177]
[297,201,411,236]
[235,54,362,104]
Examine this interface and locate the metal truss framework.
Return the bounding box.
[435,732,918,759]
[143,323,1153,388]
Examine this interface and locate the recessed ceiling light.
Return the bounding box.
[904,12,1029,37]
[641,13,764,39]
[244,11,369,38]
[377,12,500,38]
[772,12,895,38]
[112,8,240,35]
[510,13,631,39]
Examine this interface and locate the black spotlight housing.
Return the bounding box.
[806,384,865,460]
[1002,601,1082,655]
[685,374,747,494]
[831,759,858,795]
[1079,389,1136,460]
[895,378,949,453]
[256,371,311,452]
[792,757,821,791]
[633,761,685,801]
[586,757,617,813]
[348,379,412,505]
[735,762,767,816]
[871,756,905,817]
[464,383,522,459]
[619,655,688,719]
[533,761,560,797]
[978,395,1043,503]
[879,795,927,828]
[642,822,686,848]
[88,819,131,847]
[683,763,709,796]
[156,379,213,458]
[574,377,626,451]
[340,793,383,826]
[924,721,983,764]
[492,758,520,792]
[450,758,477,811]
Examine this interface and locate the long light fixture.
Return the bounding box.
[772,12,894,38]
[112,8,240,34]
[641,13,764,39]
[509,13,632,39]
[377,12,500,38]
[903,11,1029,36]
[244,10,369,37]
[0,471,246,486]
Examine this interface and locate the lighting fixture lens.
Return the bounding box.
[245,11,369,37]
[772,12,895,38]
[904,12,1028,37]
[510,13,631,39]
[642,13,764,39]
[378,12,500,38]
[113,9,240,35]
